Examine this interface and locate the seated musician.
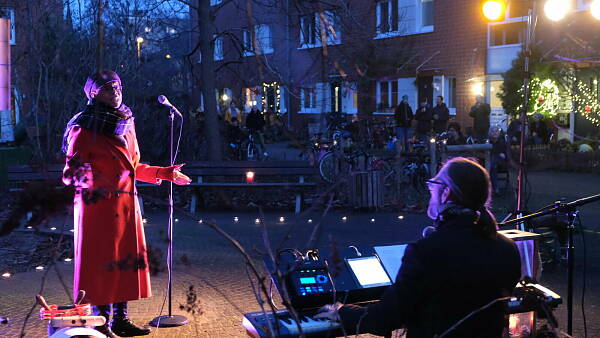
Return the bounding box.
[316,157,522,337]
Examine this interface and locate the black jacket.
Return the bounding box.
[339,210,521,338]
[414,105,433,134]
[432,103,450,133]
[469,102,491,134]
[245,110,265,131]
[394,101,414,128]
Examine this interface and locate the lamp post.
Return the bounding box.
[482,1,600,335]
[136,36,144,62]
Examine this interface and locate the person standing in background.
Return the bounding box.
[469,95,491,143]
[414,98,433,143]
[394,95,413,151]
[432,95,449,134]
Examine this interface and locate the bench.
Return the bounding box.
[6,164,64,192]
[7,161,319,215]
[180,161,319,214]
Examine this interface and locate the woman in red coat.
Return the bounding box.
[62,70,190,337]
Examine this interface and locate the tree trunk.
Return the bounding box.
[96,0,104,71]
[198,1,222,161]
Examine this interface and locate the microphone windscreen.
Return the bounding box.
[422,226,436,238]
[158,95,169,106]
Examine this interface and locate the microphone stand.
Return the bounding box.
[150,108,188,327]
[500,193,600,335]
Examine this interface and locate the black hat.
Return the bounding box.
[84,70,121,100]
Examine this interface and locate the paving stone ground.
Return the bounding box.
[1,170,600,337]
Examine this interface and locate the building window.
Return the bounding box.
[376,0,434,38]
[420,0,434,28]
[489,21,525,46]
[210,0,222,5]
[302,87,317,109]
[0,8,15,45]
[489,80,503,108]
[243,24,273,56]
[377,80,400,110]
[376,0,399,34]
[244,87,261,112]
[447,77,456,109]
[214,36,223,61]
[299,11,341,48]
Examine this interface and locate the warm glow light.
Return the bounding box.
[544,0,570,21]
[165,54,172,59]
[471,82,484,96]
[430,138,436,143]
[222,94,229,101]
[592,0,600,20]
[482,0,506,21]
[246,171,255,183]
[136,36,144,43]
[2,272,10,278]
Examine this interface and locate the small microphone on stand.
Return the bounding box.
[158,95,182,116]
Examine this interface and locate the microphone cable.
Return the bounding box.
[435,296,512,338]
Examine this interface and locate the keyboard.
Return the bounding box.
[242,309,342,337]
[507,283,562,314]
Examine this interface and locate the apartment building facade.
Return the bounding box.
[193,0,594,135]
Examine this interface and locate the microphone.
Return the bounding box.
[158,95,182,116]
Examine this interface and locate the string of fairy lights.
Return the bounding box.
[574,79,600,127]
[514,77,561,118]
[513,76,600,127]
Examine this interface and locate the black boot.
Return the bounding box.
[110,302,151,337]
[92,304,116,338]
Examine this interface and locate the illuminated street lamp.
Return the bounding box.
[544,0,571,21]
[136,36,144,61]
[481,0,506,21]
[592,0,600,20]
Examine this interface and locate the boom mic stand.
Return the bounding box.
[150,105,188,328]
[500,193,600,335]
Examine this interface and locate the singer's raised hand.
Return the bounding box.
[158,164,192,185]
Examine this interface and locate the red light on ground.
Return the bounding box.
[246,170,255,183]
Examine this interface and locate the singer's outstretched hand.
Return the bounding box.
[158,164,192,185]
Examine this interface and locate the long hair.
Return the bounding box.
[437,157,497,238]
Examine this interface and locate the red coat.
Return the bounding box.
[63,125,162,305]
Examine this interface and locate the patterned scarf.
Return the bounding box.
[62,102,134,153]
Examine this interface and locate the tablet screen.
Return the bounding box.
[346,256,392,288]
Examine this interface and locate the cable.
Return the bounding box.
[436,297,512,338]
[173,112,184,164]
[577,214,588,338]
